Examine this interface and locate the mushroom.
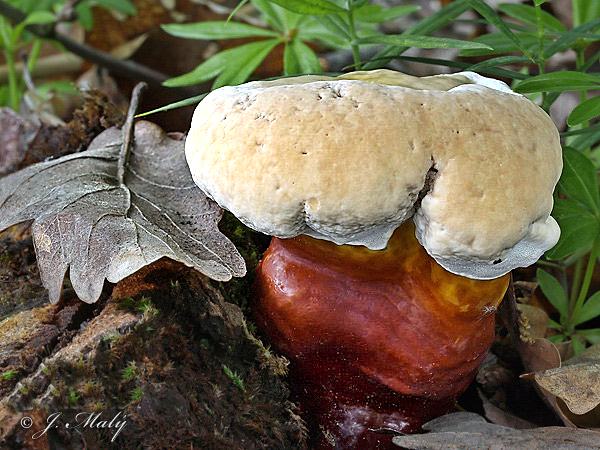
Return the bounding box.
[185,70,562,448]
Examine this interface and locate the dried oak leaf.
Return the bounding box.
[0,120,245,304]
[532,343,600,420]
[392,412,600,449]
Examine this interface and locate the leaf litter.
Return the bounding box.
[392,412,600,449]
[0,83,245,304]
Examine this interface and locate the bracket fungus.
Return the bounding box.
[185,69,562,448]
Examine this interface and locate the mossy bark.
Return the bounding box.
[0,224,307,449]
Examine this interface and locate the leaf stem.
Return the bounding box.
[569,234,600,332]
[346,7,361,70]
[575,49,589,129]
[568,257,584,318]
[117,82,147,186]
[534,3,547,109]
[4,48,18,110]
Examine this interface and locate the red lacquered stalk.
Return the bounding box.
[254,222,509,448]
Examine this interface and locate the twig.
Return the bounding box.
[0,0,194,92]
[118,82,147,186]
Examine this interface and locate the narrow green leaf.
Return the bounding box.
[226,0,250,25]
[75,3,94,30]
[543,17,600,58]
[466,0,528,54]
[561,122,600,137]
[22,11,55,26]
[573,0,600,26]
[534,0,548,5]
[553,31,600,41]
[546,334,566,344]
[369,55,528,80]
[498,3,565,33]
[135,94,207,118]
[315,14,351,39]
[297,26,348,48]
[96,0,137,15]
[572,338,586,355]
[161,21,278,40]
[578,328,600,344]
[213,39,282,88]
[163,48,234,87]
[571,128,600,152]
[267,0,344,15]
[568,96,600,126]
[559,147,600,213]
[548,318,562,330]
[545,199,599,260]
[355,34,492,50]
[537,268,569,320]
[467,55,532,71]
[458,32,541,57]
[284,39,322,75]
[251,0,285,31]
[355,5,420,23]
[363,0,470,70]
[575,291,600,326]
[514,71,600,94]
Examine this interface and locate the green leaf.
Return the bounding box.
[163,49,232,87]
[355,34,492,50]
[575,291,600,326]
[284,39,322,75]
[543,17,600,59]
[573,0,600,26]
[545,199,599,260]
[570,128,600,152]
[161,21,279,40]
[354,5,420,23]
[467,55,532,71]
[548,318,562,330]
[226,0,250,24]
[514,71,600,94]
[297,26,348,48]
[363,0,470,70]
[267,0,344,15]
[561,122,600,137]
[568,96,600,126]
[559,147,600,213]
[314,14,351,40]
[164,39,281,88]
[96,0,137,16]
[136,94,207,118]
[75,3,94,30]
[213,39,282,88]
[578,328,600,344]
[252,0,286,31]
[547,334,566,344]
[537,268,569,320]
[466,0,528,55]
[459,32,541,57]
[572,337,586,355]
[372,54,528,80]
[22,11,55,26]
[498,3,566,33]
[534,0,549,5]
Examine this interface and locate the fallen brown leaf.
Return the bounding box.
[0,119,245,304]
[392,412,600,449]
[532,343,600,420]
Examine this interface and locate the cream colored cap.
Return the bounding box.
[185,70,562,280]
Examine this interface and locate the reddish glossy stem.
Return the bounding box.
[254,222,509,448]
